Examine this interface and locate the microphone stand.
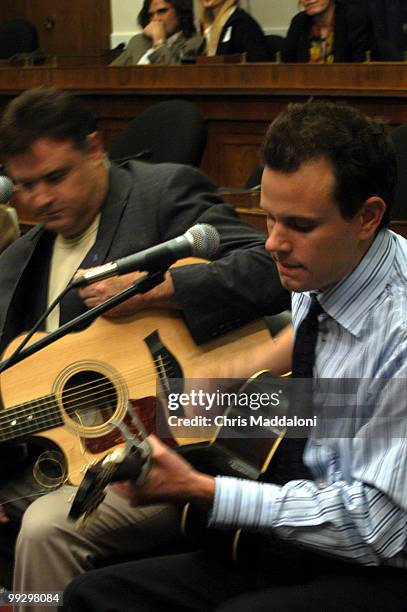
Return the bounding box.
[0,270,165,374]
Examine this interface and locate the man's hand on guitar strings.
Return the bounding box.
[122,435,215,510]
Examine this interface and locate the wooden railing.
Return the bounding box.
[1,62,407,188]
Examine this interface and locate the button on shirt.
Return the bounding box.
[210,230,407,567]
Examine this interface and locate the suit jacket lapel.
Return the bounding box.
[59,163,133,325]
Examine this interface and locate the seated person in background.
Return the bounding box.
[63,101,407,612]
[198,0,271,61]
[283,0,373,63]
[0,86,288,610]
[111,0,204,66]
[368,0,407,60]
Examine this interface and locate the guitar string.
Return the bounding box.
[0,490,59,508]
[4,357,170,410]
[0,358,170,432]
[0,353,172,416]
[0,355,177,435]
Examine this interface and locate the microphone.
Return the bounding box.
[71,223,220,288]
[0,175,14,204]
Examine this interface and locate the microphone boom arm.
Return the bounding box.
[0,270,165,374]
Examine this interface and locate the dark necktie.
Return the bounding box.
[292,294,324,379]
[269,295,323,484]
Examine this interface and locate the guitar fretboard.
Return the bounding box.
[0,395,62,442]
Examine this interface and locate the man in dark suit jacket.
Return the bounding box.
[0,87,288,604]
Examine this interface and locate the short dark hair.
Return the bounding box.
[0,87,97,159]
[261,101,397,228]
[138,0,196,38]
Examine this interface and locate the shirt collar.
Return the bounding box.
[313,230,396,337]
[167,31,181,46]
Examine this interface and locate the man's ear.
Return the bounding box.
[85,132,104,160]
[358,196,386,239]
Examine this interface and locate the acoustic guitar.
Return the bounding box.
[67,371,289,568]
[0,310,269,485]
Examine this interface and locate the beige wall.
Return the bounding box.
[111,0,299,47]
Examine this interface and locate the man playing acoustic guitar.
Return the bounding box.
[0,87,289,605]
[64,101,407,611]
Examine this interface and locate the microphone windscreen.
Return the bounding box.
[0,176,14,204]
[188,224,220,259]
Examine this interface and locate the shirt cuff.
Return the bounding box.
[209,476,277,529]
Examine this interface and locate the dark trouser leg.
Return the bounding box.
[0,444,60,588]
[63,549,407,612]
[215,565,407,612]
[62,551,258,612]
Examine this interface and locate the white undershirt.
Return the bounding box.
[46,214,100,331]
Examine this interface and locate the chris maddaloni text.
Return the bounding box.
[167,414,318,428]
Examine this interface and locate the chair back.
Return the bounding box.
[245,165,263,190]
[0,19,39,59]
[109,100,207,167]
[265,34,285,61]
[390,124,407,220]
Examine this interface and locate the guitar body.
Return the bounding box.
[67,371,285,525]
[179,370,287,565]
[0,311,269,485]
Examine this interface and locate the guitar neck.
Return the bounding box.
[0,394,62,443]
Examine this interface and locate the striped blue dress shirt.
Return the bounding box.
[210,229,407,567]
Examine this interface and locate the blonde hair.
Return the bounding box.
[199,0,238,56]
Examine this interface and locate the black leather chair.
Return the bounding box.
[109,100,207,167]
[0,19,39,59]
[265,34,285,61]
[389,124,407,220]
[245,165,263,190]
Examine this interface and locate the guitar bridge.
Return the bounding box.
[144,330,184,415]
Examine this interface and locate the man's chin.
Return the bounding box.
[280,277,310,293]
[43,217,73,236]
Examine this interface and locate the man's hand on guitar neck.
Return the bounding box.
[75,268,179,317]
[118,435,215,510]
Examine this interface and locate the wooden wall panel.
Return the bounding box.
[201,123,267,187]
[0,1,111,56]
[1,1,28,21]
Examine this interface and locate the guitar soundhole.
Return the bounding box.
[61,370,117,427]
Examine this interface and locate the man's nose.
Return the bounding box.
[265,223,291,255]
[30,181,56,209]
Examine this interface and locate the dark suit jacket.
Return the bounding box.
[368,0,407,59]
[215,8,271,62]
[0,161,289,353]
[282,1,373,63]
